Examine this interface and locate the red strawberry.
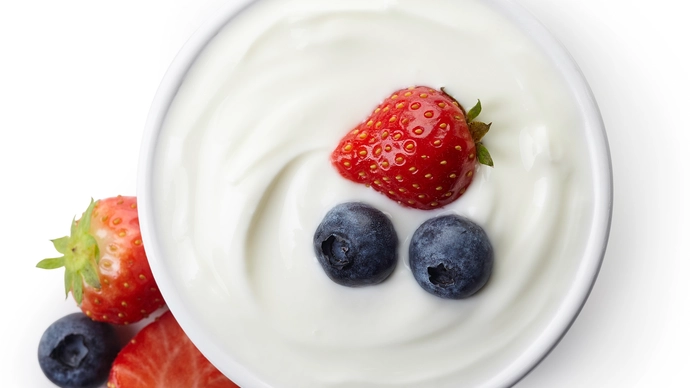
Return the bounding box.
[37,196,164,325]
[332,86,492,210]
[107,310,240,388]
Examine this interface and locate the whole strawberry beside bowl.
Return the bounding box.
[37,196,164,325]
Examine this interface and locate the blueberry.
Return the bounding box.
[38,313,120,388]
[314,202,398,287]
[409,215,493,299]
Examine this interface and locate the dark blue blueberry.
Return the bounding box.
[38,313,120,388]
[314,202,398,287]
[409,215,493,299]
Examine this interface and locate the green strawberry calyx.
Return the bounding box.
[440,88,494,167]
[37,199,101,304]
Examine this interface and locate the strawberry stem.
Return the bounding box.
[466,100,482,122]
[469,121,492,143]
[437,87,495,168]
[37,199,102,305]
[476,142,494,167]
[64,270,74,299]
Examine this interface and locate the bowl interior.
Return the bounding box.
[137,0,612,386]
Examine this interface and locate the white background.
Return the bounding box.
[1,0,688,387]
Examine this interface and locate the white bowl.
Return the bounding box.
[138,0,612,386]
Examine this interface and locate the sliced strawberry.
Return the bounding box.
[107,310,240,388]
[37,196,164,325]
[331,86,492,210]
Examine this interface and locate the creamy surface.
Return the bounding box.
[151,0,595,386]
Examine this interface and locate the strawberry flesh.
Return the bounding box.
[107,310,239,388]
[37,196,164,325]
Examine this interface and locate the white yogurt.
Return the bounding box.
[151,0,595,386]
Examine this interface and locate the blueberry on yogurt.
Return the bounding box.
[314,202,398,287]
[409,215,493,299]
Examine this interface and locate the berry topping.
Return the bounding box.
[313,202,398,287]
[36,196,164,325]
[107,311,239,388]
[409,215,493,299]
[38,313,120,388]
[331,86,493,210]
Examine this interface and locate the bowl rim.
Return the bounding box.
[137,0,613,387]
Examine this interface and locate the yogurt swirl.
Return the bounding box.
[150,0,596,386]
